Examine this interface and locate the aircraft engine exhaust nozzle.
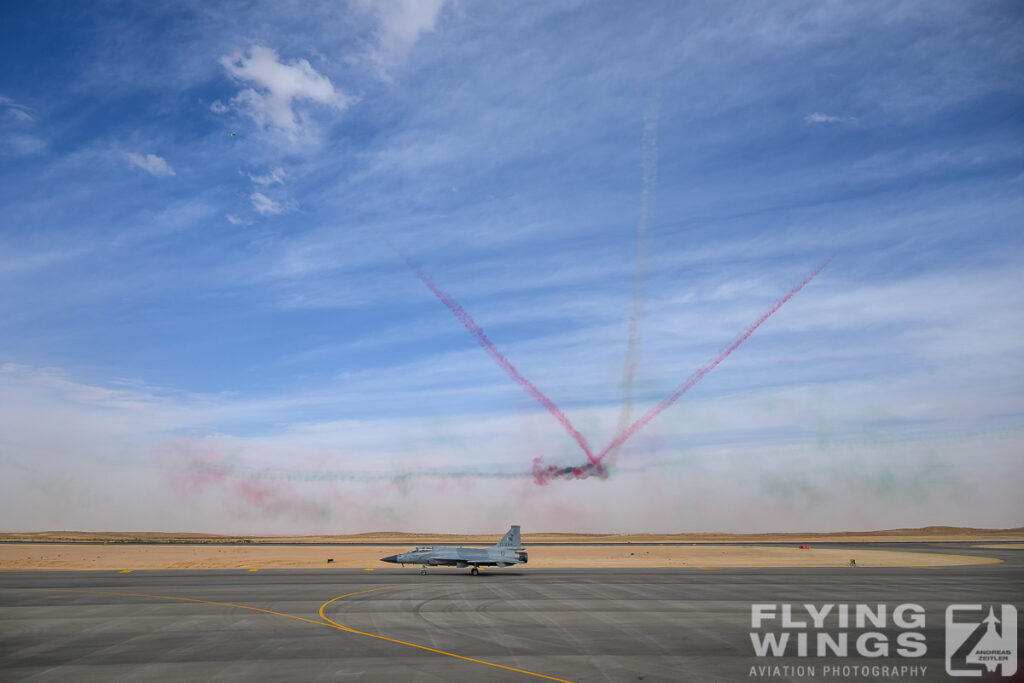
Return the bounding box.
[380,554,399,563]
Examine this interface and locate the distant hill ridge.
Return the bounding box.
[1,526,1022,544]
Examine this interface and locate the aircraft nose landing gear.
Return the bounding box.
[470,567,479,576]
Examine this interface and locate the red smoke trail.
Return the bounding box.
[532,256,832,484]
[385,239,598,463]
[386,230,829,482]
[594,256,833,463]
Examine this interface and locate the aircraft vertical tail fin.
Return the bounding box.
[493,525,523,549]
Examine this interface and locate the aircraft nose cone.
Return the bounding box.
[380,554,399,563]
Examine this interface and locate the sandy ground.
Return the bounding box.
[973,543,1024,550]
[0,543,1000,570]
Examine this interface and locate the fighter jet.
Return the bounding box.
[380,525,528,575]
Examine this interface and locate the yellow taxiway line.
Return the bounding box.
[1,582,575,682]
[318,585,574,683]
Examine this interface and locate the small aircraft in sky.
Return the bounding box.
[380,525,528,575]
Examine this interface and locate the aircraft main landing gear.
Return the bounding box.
[470,567,479,576]
[421,568,427,575]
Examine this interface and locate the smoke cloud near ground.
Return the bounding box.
[2,359,1020,534]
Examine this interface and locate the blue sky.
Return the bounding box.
[1,1,1022,533]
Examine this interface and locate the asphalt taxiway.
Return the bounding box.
[1,544,1021,682]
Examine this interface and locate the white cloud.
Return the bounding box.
[0,96,44,155]
[0,95,34,123]
[209,100,228,114]
[249,167,286,186]
[7,108,32,123]
[805,112,855,125]
[125,152,176,177]
[226,214,251,226]
[250,192,282,215]
[219,45,350,138]
[2,133,46,156]
[356,0,447,73]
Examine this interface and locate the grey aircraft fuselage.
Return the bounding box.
[380,525,527,575]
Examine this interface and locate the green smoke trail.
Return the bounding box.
[607,92,660,469]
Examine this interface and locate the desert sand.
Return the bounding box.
[1,527,1015,570]
[0,542,1000,570]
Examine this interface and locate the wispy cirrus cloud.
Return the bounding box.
[249,167,286,186]
[804,112,856,125]
[0,95,46,156]
[250,191,283,215]
[125,151,175,177]
[0,95,34,122]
